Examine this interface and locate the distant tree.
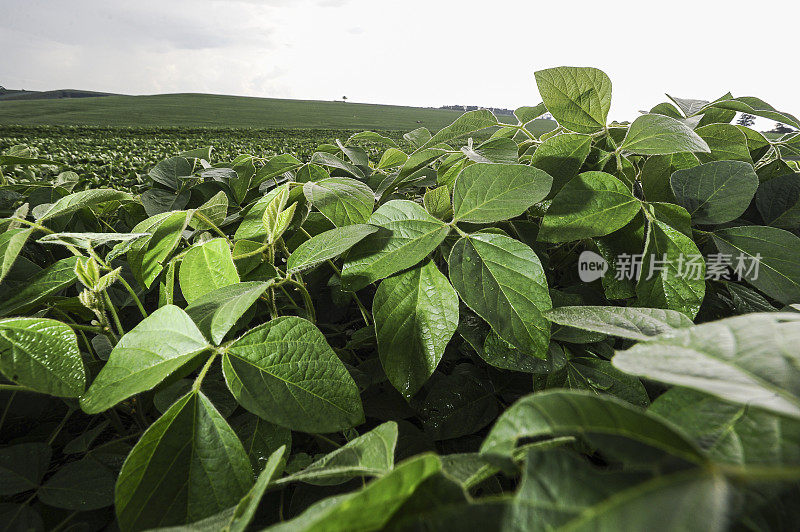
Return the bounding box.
[737,113,756,127]
[773,122,794,134]
[342,96,348,103]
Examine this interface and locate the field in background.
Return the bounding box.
[0,93,489,130]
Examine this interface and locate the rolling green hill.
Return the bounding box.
[0,92,481,130]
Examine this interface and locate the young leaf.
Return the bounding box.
[613,312,800,419]
[670,161,759,224]
[222,316,364,433]
[534,66,612,133]
[539,171,641,242]
[422,185,452,221]
[451,163,552,223]
[115,391,253,531]
[276,422,397,486]
[303,177,375,227]
[0,256,79,317]
[179,238,240,304]
[449,233,551,358]
[636,220,705,318]
[373,261,458,398]
[544,306,694,341]
[35,189,133,221]
[619,114,711,155]
[416,109,497,150]
[128,210,191,289]
[529,132,592,197]
[341,200,451,291]
[0,317,85,397]
[0,228,32,284]
[81,305,209,414]
[185,281,272,345]
[287,224,378,274]
[480,389,704,461]
[712,225,800,304]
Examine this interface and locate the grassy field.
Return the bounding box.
[0,93,483,130]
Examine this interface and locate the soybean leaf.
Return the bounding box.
[0,443,51,496]
[636,220,705,318]
[81,305,209,414]
[276,422,397,486]
[703,96,800,130]
[480,390,704,461]
[37,231,150,250]
[651,388,800,465]
[341,200,450,291]
[422,185,452,221]
[695,123,752,163]
[128,210,191,289]
[234,186,305,242]
[311,152,364,179]
[185,281,272,345]
[755,173,800,229]
[640,152,700,203]
[0,227,32,283]
[451,163,552,223]
[670,161,758,224]
[141,188,190,216]
[0,317,85,397]
[712,225,800,304]
[222,316,364,433]
[253,153,303,187]
[35,189,133,221]
[545,306,694,341]
[266,454,441,532]
[232,415,292,474]
[378,148,408,169]
[303,177,375,227]
[0,256,79,317]
[287,224,378,274]
[613,312,800,420]
[149,156,193,189]
[534,66,612,133]
[543,357,650,408]
[529,132,592,197]
[539,171,641,242]
[480,330,567,374]
[38,458,115,511]
[619,114,710,155]
[179,238,240,304]
[461,137,518,164]
[417,109,497,150]
[115,391,253,531]
[226,445,287,532]
[449,233,551,358]
[373,261,458,397]
[190,191,229,231]
[347,131,398,148]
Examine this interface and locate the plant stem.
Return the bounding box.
[103,292,126,337]
[193,211,229,239]
[286,278,316,323]
[48,406,76,445]
[0,391,16,434]
[0,384,35,392]
[192,354,217,391]
[117,275,148,318]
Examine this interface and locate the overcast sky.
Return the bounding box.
[2,0,798,120]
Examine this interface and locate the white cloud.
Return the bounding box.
[1,0,798,121]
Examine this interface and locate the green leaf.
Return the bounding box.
[539,171,641,242]
[347,131,398,148]
[0,227,32,284]
[373,261,458,397]
[461,137,519,164]
[303,177,374,227]
[276,422,397,486]
[190,191,229,231]
[377,148,408,169]
[479,330,567,374]
[81,305,209,414]
[756,174,800,229]
[451,163,552,223]
[417,109,497,150]
[529,133,592,197]
[232,415,291,474]
[185,281,272,345]
[266,454,441,532]
[636,220,705,318]
[38,458,115,511]
[558,469,729,532]
[695,123,752,163]
[179,238,240,304]
[311,152,365,179]
[0,317,84,397]
[640,152,699,203]
[0,256,79,317]
[37,231,150,250]
[543,357,649,408]
[149,156,192,189]
[670,161,758,224]
[35,189,133,221]
[128,211,191,289]
[422,185,452,221]
[544,306,694,341]
[534,66,612,133]
[226,445,287,532]
[703,96,800,130]
[508,449,648,531]
[0,443,51,496]
[262,184,296,244]
[449,233,551,357]
[651,388,800,465]
[341,200,450,291]
[253,154,303,187]
[613,312,800,419]
[480,390,704,461]
[115,390,253,531]
[222,316,364,433]
[712,225,800,304]
[619,114,710,155]
[287,224,378,274]
[234,186,305,242]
